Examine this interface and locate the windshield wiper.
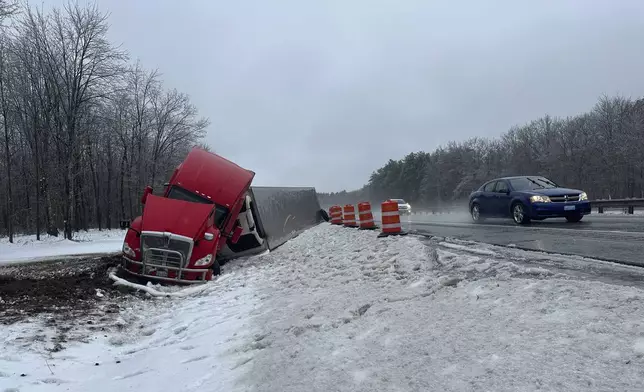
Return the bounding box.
[526,177,546,189]
[539,178,558,187]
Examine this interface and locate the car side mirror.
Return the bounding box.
[141,186,153,205]
[230,226,243,244]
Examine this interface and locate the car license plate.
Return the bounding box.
[156,270,168,277]
[564,205,576,211]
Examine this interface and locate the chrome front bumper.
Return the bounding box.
[122,256,211,284]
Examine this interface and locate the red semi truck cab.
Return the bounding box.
[121,147,253,284]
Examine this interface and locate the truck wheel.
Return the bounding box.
[318,209,330,222]
[566,214,583,223]
[211,258,221,276]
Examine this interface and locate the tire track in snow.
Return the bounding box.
[425,236,644,289]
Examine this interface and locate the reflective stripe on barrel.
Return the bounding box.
[358,201,375,229]
[380,200,401,234]
[343,204,358,227]
[329,205,343,225]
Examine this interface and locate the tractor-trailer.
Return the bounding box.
[120,147,326,284]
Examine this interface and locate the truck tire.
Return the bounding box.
[211,258,221,276]
[318,209,330,222]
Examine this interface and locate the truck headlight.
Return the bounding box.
[530,195,551,203]
[194,254,213,267]
[122,242,136,258]
[579,192,588,201]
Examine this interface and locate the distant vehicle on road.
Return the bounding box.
[468,176,591,225]
[391,198,412,215]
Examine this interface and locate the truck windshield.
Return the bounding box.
[166,185,229,228]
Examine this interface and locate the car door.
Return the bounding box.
[493,180,512,216]
[478,181,498,216]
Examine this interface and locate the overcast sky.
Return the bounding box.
[45,0,644,192]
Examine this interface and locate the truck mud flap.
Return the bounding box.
[249,186,324,251]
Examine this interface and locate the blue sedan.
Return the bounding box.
[468,176,591,224]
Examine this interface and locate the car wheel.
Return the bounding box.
[565,214,583,223]
[512,202,530,225]
[471,203,483,223]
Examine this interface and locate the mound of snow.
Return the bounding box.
[3,223,644,392]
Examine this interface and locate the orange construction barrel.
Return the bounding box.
[358,202,376,230]
[329,205,343,225]
[343,204,358,228]
[378,199,408,237]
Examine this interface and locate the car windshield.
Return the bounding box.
[509,177,558,191]
[392,199,406,204]
[166,185,229,228]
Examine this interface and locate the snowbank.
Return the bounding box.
[0,229,125,265]
[3,223,644,391]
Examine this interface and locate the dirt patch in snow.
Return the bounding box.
[0,255,126,325]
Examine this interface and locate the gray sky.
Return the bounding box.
[55,0,644,191]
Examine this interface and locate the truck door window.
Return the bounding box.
[213,206,228,228]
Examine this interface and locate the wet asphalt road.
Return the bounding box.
[400,213,644,266]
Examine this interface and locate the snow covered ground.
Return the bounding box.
[3,223,644,391]
[0,229,125,265]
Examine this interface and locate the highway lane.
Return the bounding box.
[375,212,644,266]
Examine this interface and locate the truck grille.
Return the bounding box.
[141,233,193,269]
[550,194,580,203]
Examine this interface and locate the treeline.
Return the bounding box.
[0,2,208,241]
[319,95,644,208]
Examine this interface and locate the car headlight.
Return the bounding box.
[194,254,213,267]
[579,192,588,201]
[122,242,136,258]
[530,195,551,203]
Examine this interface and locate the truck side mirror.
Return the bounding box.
[141,186,153,205]
[230,225,243,244]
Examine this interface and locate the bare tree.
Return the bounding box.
[0,1,210,238]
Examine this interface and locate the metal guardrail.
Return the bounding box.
[591,198,644,214]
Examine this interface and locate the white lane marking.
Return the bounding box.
[382,219,644,237]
